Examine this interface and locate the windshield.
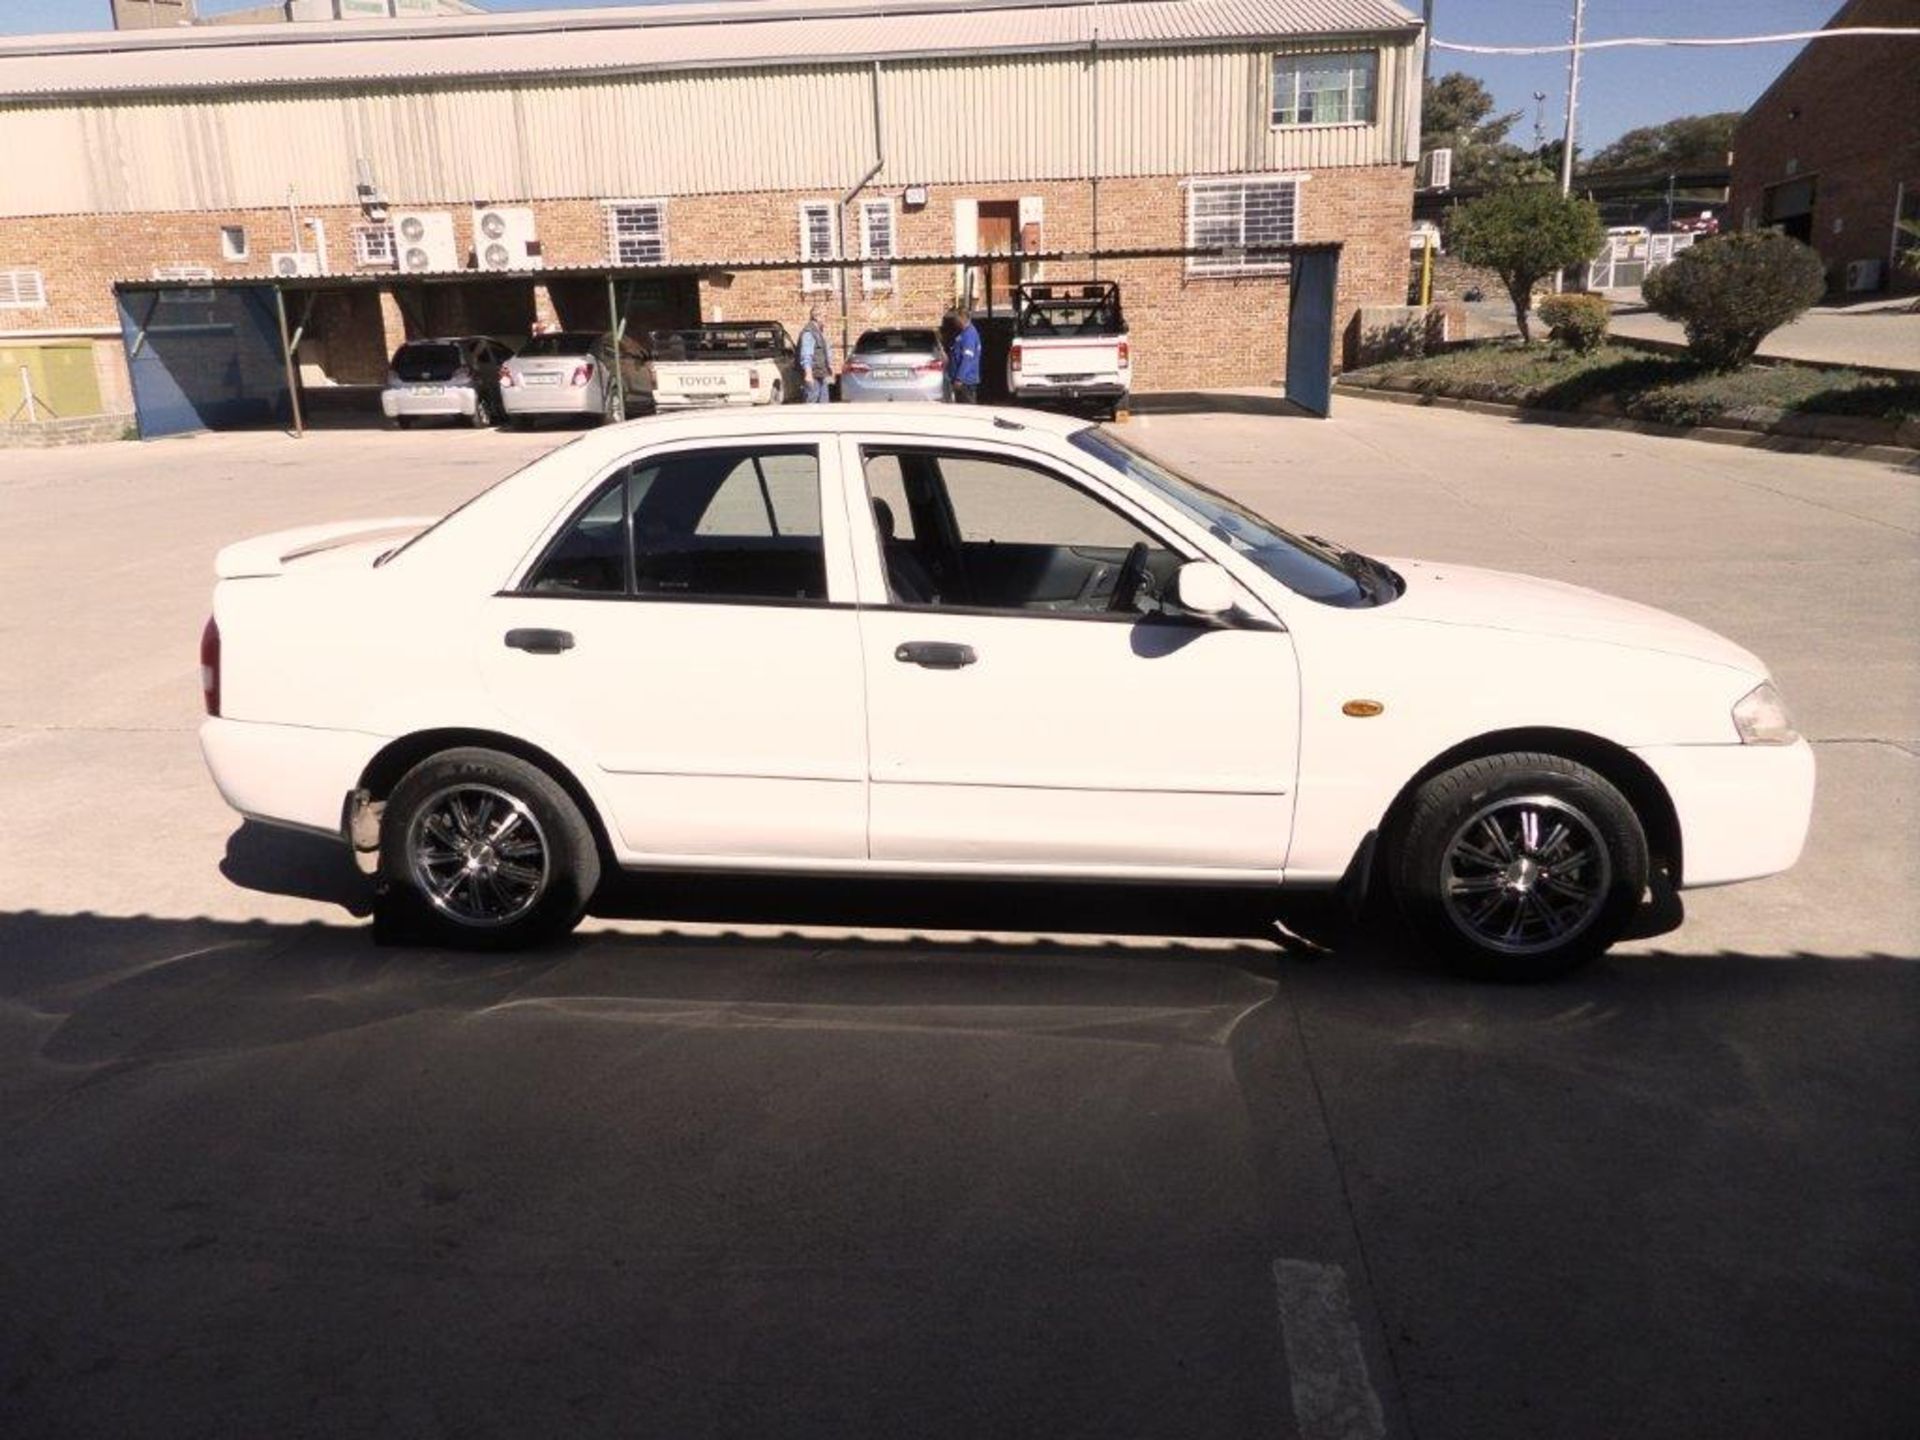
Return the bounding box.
[518,333,601,357]
[1069,428,1392,608]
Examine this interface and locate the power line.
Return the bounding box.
[1433,27,1920,55]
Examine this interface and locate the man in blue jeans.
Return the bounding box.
[797,307,832,403]
[945,309,982,403]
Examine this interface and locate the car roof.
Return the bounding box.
[559,403,1088,468]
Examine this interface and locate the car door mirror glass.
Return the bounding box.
[1173,560,1236,617]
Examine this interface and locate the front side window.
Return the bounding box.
[525,445,826,603]
[861,446,1177,616]
[607,201,667,266]
[1271,50,1377,126]
[1186,177,1299,276]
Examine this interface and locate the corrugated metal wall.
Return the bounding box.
[0,38,1416,217]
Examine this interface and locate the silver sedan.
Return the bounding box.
[500,332,649,426]
[839,328,948,403]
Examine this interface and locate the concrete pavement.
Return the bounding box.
[1,406,1915,1439]
[1608,295,1920,374]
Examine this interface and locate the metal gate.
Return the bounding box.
[116,284,292,439]
[1586,231,1696,292]
[1285,249,1340,417]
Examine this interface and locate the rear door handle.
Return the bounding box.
[505,627,574,655]
[894,641,976,669]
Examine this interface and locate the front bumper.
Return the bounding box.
[1632,737,1816,887]
[382,384,478,419]
[201,717,388,841]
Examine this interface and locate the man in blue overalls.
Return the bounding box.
[945,308,982,403]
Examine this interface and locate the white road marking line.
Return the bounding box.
[1272,1258,1387,1440]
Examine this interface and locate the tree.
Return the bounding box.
[1641,232,1827,369]
[1421,72,1531,189]
[1583,113,1739,177]
[1446,186,1606,341]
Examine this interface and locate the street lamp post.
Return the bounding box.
[1558,0,1585,194]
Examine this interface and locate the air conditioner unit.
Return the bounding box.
[392,210,459,273]
[271,251,321,277]
[1844,258,1884,293]
[1421,147,1453,191]
[472,205,542,271]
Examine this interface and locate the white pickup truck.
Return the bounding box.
[647,323,805,409]
[1006,282,1130,418]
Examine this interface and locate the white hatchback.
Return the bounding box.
[199,406,1814,977]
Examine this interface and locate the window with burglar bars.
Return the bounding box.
[1185,178,1299,276]
[607,201,668,266]
[861,199,895,292]
[0,267,46,308]
[352,223,396,269]
[1271,51,1377,126]
[799,201,838,292]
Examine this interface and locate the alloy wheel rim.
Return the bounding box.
[406,784,551,927]
[1439,794,1612,956]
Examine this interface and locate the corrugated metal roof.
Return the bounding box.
[3,0,1420,98]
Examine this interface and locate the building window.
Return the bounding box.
[352,223,396,269]
[220,225,249,261]
[606,201,668,266]
[1185,177,1300,276]
[861,198,896,292]
[1271,51,1376,127]
[0,268,46,309]
[799,201,838,293]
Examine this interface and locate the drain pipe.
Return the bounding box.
[836,60,885,362]
[1089,22,1101,279]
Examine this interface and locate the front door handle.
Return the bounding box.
[505,627,574,655]
[895,641,976,669]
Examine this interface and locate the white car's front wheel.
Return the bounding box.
[374,748,599,950]
[1391,752,1649,980]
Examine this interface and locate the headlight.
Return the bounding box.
[1732,681,1798,745]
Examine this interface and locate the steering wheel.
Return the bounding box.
[1108,541,1151,614]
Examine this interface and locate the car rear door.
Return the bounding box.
[479,436,868,862]
[841,435,1300,875]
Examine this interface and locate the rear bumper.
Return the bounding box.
[201,717,388,840]
[1011,380,1129,404]
[502,384,600,415]
[841,375,947,403]
[382,385,478,418]
[1632,738,1816,887]
[654,392,766,409]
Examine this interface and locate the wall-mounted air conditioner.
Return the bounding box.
[393,210,459,273]
[1420,147,1453,191]
[1844,258,1884,293]
[472,205,542,271]
[271,251,322,277]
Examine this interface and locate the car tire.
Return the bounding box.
[373,747,601,951]
[603,390,625,425]
[390,415,413,430]
[469,394,493,429]
[768,379,784,406]
[1389,752,1648,981]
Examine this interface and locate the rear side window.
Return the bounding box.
[524,445,826,603]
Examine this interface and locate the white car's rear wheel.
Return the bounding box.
[1390,752,1647,980]
[375,748,599,950]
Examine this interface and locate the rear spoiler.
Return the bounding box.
[215,517,437,579]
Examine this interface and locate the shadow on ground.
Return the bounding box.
[1,894,1914,1440]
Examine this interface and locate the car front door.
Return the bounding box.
[480,438,868,862]
[843,436,1301,875]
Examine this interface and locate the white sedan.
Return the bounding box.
[198,406,1814,978]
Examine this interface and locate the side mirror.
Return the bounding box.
[1172,560,1236,617]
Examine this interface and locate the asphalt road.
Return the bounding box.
[1,405,1915,1438]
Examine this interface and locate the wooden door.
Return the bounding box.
[976,202,1020,313]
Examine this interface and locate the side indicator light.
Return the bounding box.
[1342,699,1385,718]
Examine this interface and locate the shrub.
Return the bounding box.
[1535,293,1610,353]
[1446,186,1606,342]
[1641,232,1826,370]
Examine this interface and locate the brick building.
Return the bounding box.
[1728,0,1920,294]
[0,0,1425,424]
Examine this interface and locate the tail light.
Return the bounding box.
[1117,340,1131,368]
[847,361,871,375]
[918,357,944,373]
[200,615,221,717]
[499,364,518,388]
[749,370,762,390]
[569,360,595,387]
[1009,343,1022,374]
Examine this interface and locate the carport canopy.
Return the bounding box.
[112,241,1342,439]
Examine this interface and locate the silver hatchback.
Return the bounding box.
[840,328,947,402]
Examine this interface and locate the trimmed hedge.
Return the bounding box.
[1641,232,1826,371]
[1535,293,1610,353]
